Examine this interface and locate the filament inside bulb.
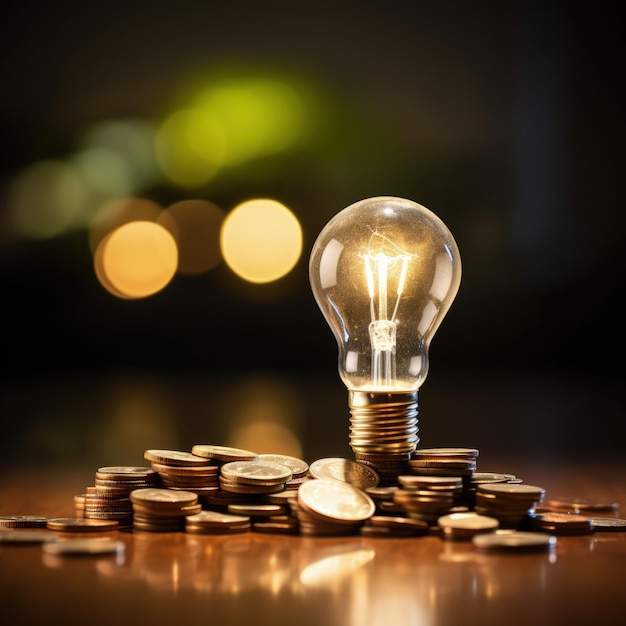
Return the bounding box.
[361,232,415,386]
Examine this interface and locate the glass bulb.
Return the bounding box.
[309,197,461,478]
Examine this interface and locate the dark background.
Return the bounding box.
[0,1,624,472]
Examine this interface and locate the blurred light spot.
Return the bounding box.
[230,422,302,459]
[225,376,303,458]
[193,77,309,165]
[72,146,135,197]
[89,197,162,253]
[95,382,179,463]
[155,109,225,188]
[98,221,178,298]
[79,118,159,191]
[158,199,225,275]
[220,199,302,283]
[7,160,91,239]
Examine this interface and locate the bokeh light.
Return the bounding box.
[155,108,226,188]
[96,221,178,299]
[192,76,310,166]
[225,376,304,459]
[154,75,314,188]
[220,198,303,283]
[7,159,91,239]
[78,118,159,192]
[158,199,226,275]
[89,197,163,253]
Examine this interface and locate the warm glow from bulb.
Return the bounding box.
[220,199,302,283]
[99,221,178,298]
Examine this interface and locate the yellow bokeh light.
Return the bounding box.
[158,199,225,275]
[193,77,308,165]
[229,421,303,459]
[155,108,226,188]
[89,197,163,253]
[99,221,178,299]
[220,199,302,283]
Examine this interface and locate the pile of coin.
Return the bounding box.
[219,459,293,494]
[409,447,479,477]
[475,483,546,528]
[145,449,219,494]
[75,466,161,528]
[130,488,202,532]
[360,515,430,538]
[185,510,252,534]
[46,442,619,545]
[392,481,462,523]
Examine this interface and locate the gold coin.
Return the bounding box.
[129,488,198,507]
[298,478,375,523]
[309,458,380,490]
[190,444,258,462]
[220,459,292,485]
[257,454,309,478]
[143,449,211,466]
[0,515,49,529]
[46,518,120,532]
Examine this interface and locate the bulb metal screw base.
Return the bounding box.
[348,390,419,485]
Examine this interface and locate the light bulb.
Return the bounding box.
[309,196,461,482]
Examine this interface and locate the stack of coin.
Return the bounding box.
[354,452,412,486]
[46,518,120,533]
[364,485,404,514]
[543,496,619,515]
[257,453,310,490]
[475,483,545,528]
[530,512,594,535]
[438,511,500,541]
[130,488,202,532]
[308,457,380,491]
[392,484,462,524]
[0,515,49,529]
[409,448,479,477]
[219,458,293,495]
[360,515,430,538]
[190,444,259,464]
[185,510,251,534]
[145,449,220,495]
[297,478,375,536]
[225,502,298,534]
[78,466,161,528]
[398,474,464,500]
[262,489,301,529]
[251,515,300,535]
[463,472,520,508]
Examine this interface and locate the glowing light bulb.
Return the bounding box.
[309,196,461,481]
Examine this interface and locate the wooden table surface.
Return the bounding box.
[1,456,625,626]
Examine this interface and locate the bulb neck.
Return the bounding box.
[348,390,419,485]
